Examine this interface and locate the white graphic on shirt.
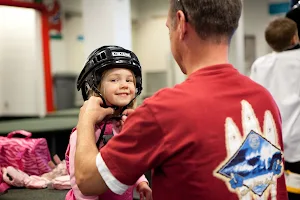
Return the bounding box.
[213,100,283,200]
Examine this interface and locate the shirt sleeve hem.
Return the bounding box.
[95,152,129,195]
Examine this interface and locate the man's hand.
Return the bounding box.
[122,108,135,116]
[115,108,135,131]
[137,182,153,200]
[78,96,114,127]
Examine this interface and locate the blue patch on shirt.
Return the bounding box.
[217,131,283,196]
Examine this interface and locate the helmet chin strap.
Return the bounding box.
[91,85,118,110]
[119,95,136,113]
[94,90,139,148]
[107,95,138,121]
[91,85,138,120]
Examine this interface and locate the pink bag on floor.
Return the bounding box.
[0,130,52,176]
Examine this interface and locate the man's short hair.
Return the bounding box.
[170,0,242,43]
[265,17,298,52]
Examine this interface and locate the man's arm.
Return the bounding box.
[74,96,114,196]
[100,103,169,186]
[75,121,108,196]
[75,95,168,195]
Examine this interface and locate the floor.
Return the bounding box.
[0,188,142,200]
[0,188,68,200]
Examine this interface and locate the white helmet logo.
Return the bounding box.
[112,52,131,58]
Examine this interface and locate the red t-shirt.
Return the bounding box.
[101,64,288,200]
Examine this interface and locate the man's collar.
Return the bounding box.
[285,43,300,51]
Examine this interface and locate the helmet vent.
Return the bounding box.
[100,52,107,60]
[93,57,97,64]
[92,52,106,64]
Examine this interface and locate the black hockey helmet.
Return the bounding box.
[76,45,143,108]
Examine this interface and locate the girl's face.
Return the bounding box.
[100,68,136,107]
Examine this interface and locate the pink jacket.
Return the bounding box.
[65,123,148,200]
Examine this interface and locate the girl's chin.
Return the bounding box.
[107,101,130,107]
[106,97,133,107]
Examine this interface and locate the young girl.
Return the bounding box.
[65,46,152,200]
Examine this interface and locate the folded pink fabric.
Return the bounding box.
[24,175,49,189]
[41,160,68,181]
[52,175,71,190]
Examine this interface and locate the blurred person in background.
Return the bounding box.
[250,17,300,200]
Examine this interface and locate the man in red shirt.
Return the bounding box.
[74,0,288,199]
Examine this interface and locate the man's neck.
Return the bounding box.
[183,39,230,76]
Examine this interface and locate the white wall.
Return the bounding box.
[50,40,68,73]
[82,0,132,58]
[131,0,185,96]
[64,16,85,74]
[133,17,171,96]
[131,0,139,21]
[244,0,271,58]
[133,0,169,20]
[64,15,85,106]
[133,17,170,72]
[0,6,45,116]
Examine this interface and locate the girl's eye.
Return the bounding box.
[110,79,117,82]
[126,79,133,82]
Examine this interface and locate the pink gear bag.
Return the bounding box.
[0,130,51,176]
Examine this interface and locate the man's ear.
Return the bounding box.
[176,10,187,40]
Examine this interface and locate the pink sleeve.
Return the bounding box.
[135,174,148,187]
[68,130,99,200]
